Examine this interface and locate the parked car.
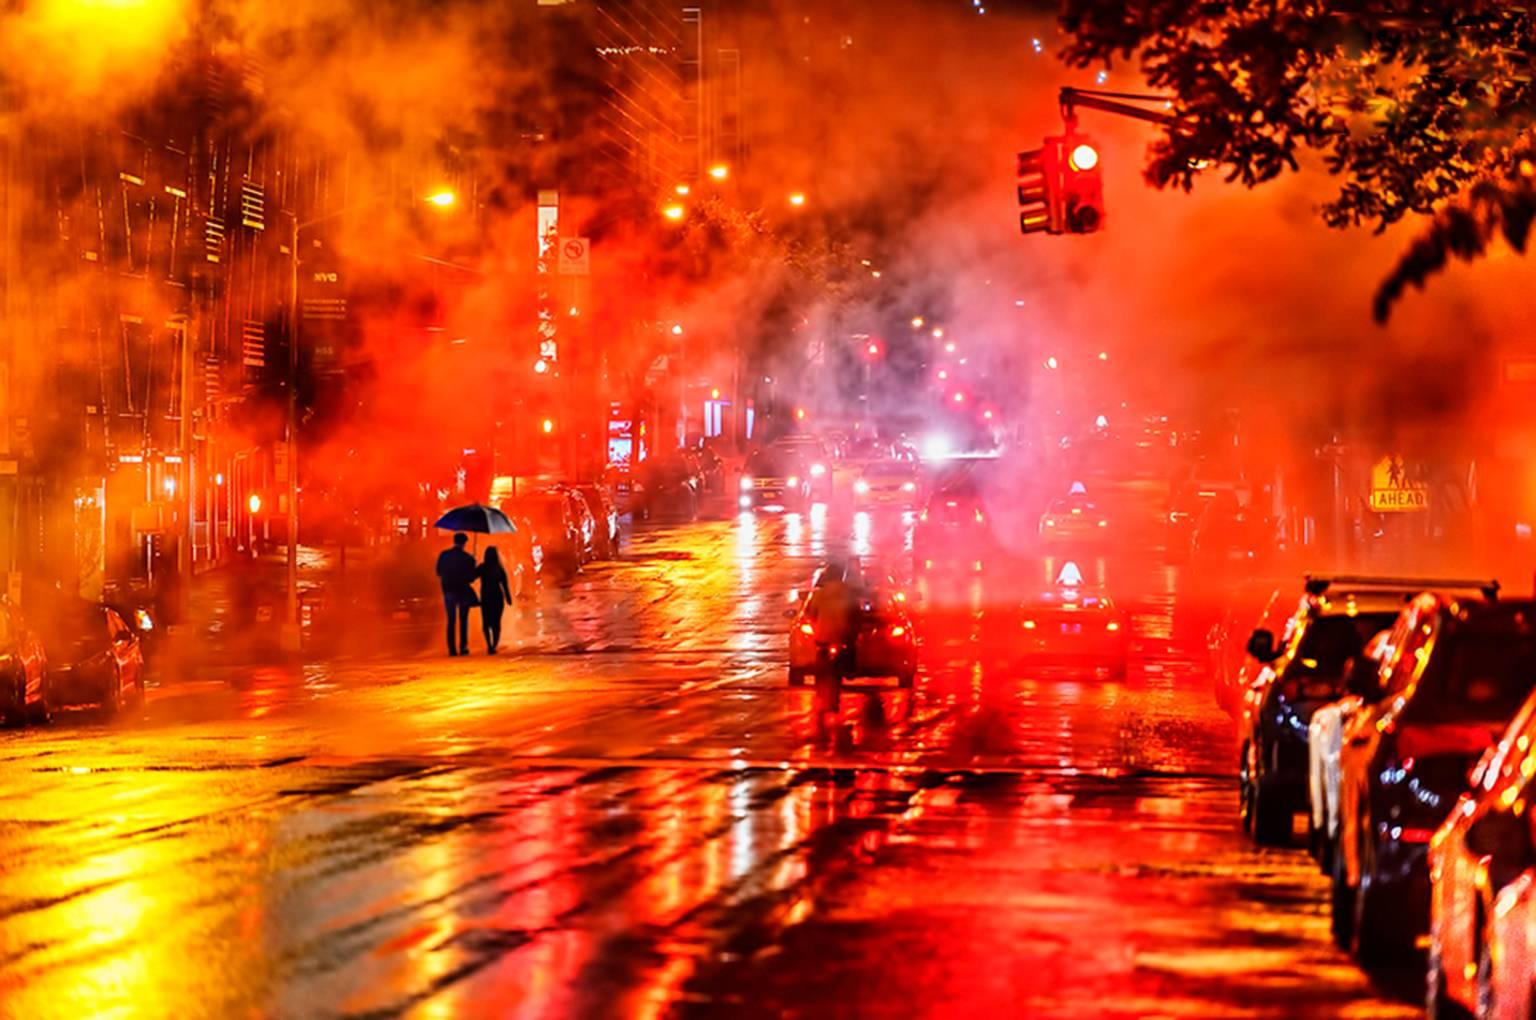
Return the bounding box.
[1335,588,1533,969]
[507,515,544,599]
[39,599,146,715]
[505,491,590,578]
[635,454,703,520]
[1307,629,1391,870]
[1207,581,1287,716]
[788,563,916,688]
[0,602,49,726]
[568,484,620,558]
[1428,690,1536,1019]
[1237,580,1408,846]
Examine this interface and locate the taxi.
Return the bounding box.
[981,562,1129,677]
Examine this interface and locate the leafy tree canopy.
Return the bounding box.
[1059,1,1536,319]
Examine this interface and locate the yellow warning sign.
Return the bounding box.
[1369,456,1428,513]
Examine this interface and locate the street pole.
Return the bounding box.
[283,214,300,652]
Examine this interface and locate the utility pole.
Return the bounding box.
[283,212,301,652]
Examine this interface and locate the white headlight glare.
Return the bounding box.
[740,476,753,491]
[854,480,870,494]
[810,463,826,477]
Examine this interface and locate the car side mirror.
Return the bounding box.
[1245,628,1278,663]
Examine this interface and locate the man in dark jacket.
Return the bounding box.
[435,533,478,655]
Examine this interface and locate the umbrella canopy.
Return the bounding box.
[434,503,517,534]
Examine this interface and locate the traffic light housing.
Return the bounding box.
[1062,135,1105,234]
[1017,132,1104,235]
[1017,139,1063,234]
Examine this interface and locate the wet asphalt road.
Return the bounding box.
[0,508,1420,1019]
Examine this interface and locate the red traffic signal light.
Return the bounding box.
[1062,133,1105,234]
[1018,133,1105,235]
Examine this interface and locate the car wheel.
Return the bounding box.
[898,668,916,689]
[1251,776,1292,846]
[103,665,124,717]
[1330,837,1355,950]
[1353,836,1405,969]
[788,667,807,687]
[25,675,51,726]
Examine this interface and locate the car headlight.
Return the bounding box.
[740,477,753,491]
[787,476,799,487]
[854,480,870,495]
[902,482,916,493]
[810,463,826,477]
[134,608,154,631]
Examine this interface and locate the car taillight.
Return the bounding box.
[1022,619,1037,630]
[1097,519,1108,528]
[1396,723,1501,761]
[1105,621,1120,631]
[890,626,906,637]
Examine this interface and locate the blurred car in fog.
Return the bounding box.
[1335,588,1533,970]
[1191,495,1274,567]
[980,580,1128,678]
[685,446,725,493]
[635,455,703,520]
[1236,579,1407,847]
[506,491,591,578]
[769,435,834,501]
[0,602,49,726]
[40,600,146,715]
[566,484,619,559]
[788,563,916,688]
[914,489,991,574]
[1427,690,1536,1019]
[740,447,810,511]
[506,515,544,598]
[1037,489,1109,546]
[1208,582,1287,716]
[852,460,919,510]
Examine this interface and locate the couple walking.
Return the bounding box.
[434,532,513,656]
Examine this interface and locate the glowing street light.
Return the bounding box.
[671,323,684,336]
[795,407,807,421]
[248,493,263,515]
[911,316,925,329]
[788,192,807,207]
[708,164,730,181]
[533,359,548,374]
[662,203,686,222]
[944,341,956,354]
[541,418,555,434]
[1097,351,1109,361]
[427,189,456,207]
[1045,356,1059,370]
[675,183,691,196]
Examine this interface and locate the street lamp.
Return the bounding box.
[662,203,686,222]
[427,189,456,207]
[708,164,730,181]
[788,192,807,207]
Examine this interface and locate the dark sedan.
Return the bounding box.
[41,600,146,715]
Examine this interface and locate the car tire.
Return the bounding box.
[1353,837,1406,970]
[1330,838,1355,950]
[1251,777,1292,846]
[788,667,807,687]
[898,668,916,690]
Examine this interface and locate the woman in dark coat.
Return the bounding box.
[476,546,513,654]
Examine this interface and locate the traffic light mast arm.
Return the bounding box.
[1059,87,1180,130]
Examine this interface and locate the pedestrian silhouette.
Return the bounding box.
[477,546,513,654]
[435,532,478,656]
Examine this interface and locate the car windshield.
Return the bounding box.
[863,463,913,479]
[747,450,797,476]
[1289,612,1398,679]
[1422,630,1536,723]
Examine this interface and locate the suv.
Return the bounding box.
[1237,577,1415,846]
[1335,589,1536,969]
[741,447,810,511]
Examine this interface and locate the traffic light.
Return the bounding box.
[1061,134,1105,234]
[1018,133,1105,235]
[1017,139,1063,234]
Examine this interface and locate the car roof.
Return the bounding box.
[1306,590,1418,617]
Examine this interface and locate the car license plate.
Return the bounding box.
[1061,623,1082,634]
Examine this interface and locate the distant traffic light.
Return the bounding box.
[1061,134,1105,233]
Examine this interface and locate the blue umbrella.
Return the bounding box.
[434,503,517,535]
